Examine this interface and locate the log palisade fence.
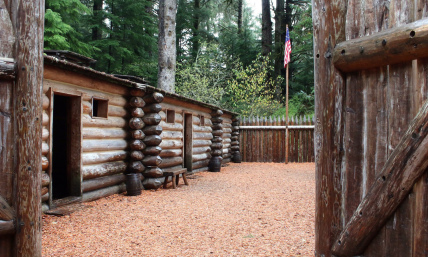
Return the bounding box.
[239,116,314,163]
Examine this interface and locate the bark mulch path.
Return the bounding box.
[42,162,315,256]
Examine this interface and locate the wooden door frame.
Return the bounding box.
[183,112,193,171]
[48,88,82,207]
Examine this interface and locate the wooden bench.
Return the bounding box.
[163,168,189,189]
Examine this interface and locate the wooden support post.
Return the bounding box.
[208,110,223,172]
[12,0,45,255]
[332,99,428,257]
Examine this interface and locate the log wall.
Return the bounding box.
[221,115,232,164]
[192,114,212,172]
[43,78,128,206]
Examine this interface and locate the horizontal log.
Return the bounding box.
[131,108,144,118]
[212,109,223,116]
[211,124,223,130]
[143,125,162,136]
[212,130,223,137]
[159,149,182,157]
[193,124,212,133]
[128,161,145,173]
[231,145,240,151]
[130,151,144,161]
[143,135,162,146]
[212,137,222,143]
[175,113,183,123]
[161,131,183,140]
[82,151,128,165]
[130,140,145,150]
[0,220,15,236]
[129,97,145,108]
[222,153,231,159]
[108,105,128,117]
[192,116,200,125]
[42,192,49,202]
[83,161,127,180]
[333,18,428,73]
[142,155,162,166]
[222,149,229,154]
[143,167,163,178]
[143,92,164,104]
[332,99,428,256]
[142,178,162,190]
[193,153,211,162]
[159,139,183,149]
[0,58,15,80]
[42,156,49,171]
[0,196,14,221]
[223,143,231,149]
[82,114,127,128]
[192,159,210,170]
[82,184,126,202]
[222,117,232,124]
[41,187,48,196]
[222,133,231,139]
[211,149,222,156]
[82,174,126,193]
[42,127,49,140]
[160,121,183,131]
[42,111,49,126]
[131,130,145,139]
[223,128,232,133]
[232,126,239,131]
[231,141,239,146]
[193,132,213,140]
[194,140,212,147]
[143,146,162,156]
[159,157,183,169]
[211,142,223,150]
[222,138,231,143]
[43,95,50,110]
[193,146,211,154]
[204,119,212,126]
[143,113,162,125]
[231,136,239,141]
[83,128,128,139]
[211,117,223,123]
[42,142,49,155]
[231,132,239,136]
[42,173,50,187]
[42,203,49,213]
[129,117,145,130]
[143,103,162,113]
[130,88,146,97]
[82,139,128,152]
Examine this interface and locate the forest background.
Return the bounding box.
[44,0,314,117]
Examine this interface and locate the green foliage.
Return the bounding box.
[176,44,230,106]
[225,55,283,116]
[44,0,94,56]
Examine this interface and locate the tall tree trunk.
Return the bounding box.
[261,0,272,56]
[192,0,200,60]
[158,0,177,93]
[273,0,286,99]
[92,0,103,41]
[237,0,242,34]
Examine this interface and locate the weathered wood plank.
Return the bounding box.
[332,99,428,256]
[313,0,347,256]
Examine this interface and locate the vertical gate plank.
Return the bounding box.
[413,3,428,255]
[313,0,346,255]
[385,1,415,256]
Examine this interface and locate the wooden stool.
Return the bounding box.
[163,168,189,189]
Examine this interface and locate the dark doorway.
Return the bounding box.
[184,114,193,171]
[51,94,82,201]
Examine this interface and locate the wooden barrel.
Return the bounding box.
[126,173,142,196]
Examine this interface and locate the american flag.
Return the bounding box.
[284,27,291,68]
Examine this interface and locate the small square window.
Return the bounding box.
[199,115,205,126]
[92,98,108,118]
[166,110,175,123]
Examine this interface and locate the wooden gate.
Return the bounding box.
[239,116,314,163]
[314,1,428,256]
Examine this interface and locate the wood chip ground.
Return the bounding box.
[42,163,315,256]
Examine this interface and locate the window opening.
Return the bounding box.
[92,98,108,118]
[166,110,175,123]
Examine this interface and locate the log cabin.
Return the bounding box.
[38,51,241,211]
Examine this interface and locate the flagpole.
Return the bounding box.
[285,24,289,164]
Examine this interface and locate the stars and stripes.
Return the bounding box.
[284,27,291,68]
